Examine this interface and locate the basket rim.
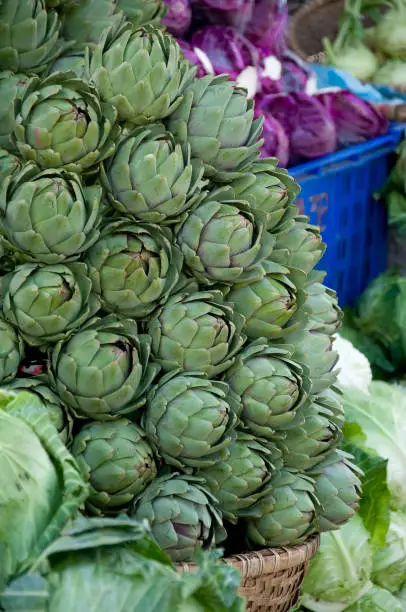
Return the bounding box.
[288,0,343,60]
[177,534,320,579]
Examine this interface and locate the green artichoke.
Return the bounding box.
[196,431,275,522]
[271,215,326,287]
[303,271,343,336]
[49,315,160,420]
[167,74,263,182]
[143,371,237,471]
[2,262,99,347]
[0,150,22,185]
[225,339,309,439]
[287,307,339,395]
[48,50,86,79]
[308,450,362,532]
[0,0,65,74]
[13,72,119,173]
[5,377,71,443]
[61,0,124,49]
[131,473,226,562]
[116,0,165,27]
[0,164,102,264]
[0,72,31,151]
[71,419,157,515]
[87,24,195,124]
[277,393,343,470]
[0,318,24,383]
[229,158,300,232]
[176,187,275,285]
[86,219,183,319]
[102,125,205,225]
[224,260,299,340]
[245,468,318,547]
[147,290,246,377]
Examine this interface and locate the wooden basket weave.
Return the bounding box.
[177,535,320,612]
[288,0,344,61]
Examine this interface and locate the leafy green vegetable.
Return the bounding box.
[344,584,403,612]
[0,517,245,612]
[0,389,87,591]
[372,511,406,594]
[343,382,406,511]
[341,272,406,379]
[0,573,48,611]
[300,515,373,612]
[341,442,390,549]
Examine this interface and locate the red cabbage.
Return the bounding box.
[177,40,213,78]
[255,106,289,166]
[244,0,288,58]
[195,0,255,31]
[258,93,337,163]
[191,25,260,81]
[162,0,192,37]
[316,90,389,148]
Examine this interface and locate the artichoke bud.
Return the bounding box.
[102,124,206,225]
[176,186,275,285]
[244,468,318,547]
[48,314,161,420]
[131,473,226,562]
[87,24,196,124]
[225,338,311,440]
[86,218,184,318]
[12,72,120,173]
[0,164,103,264]
[168,74,263,182]
[147,289,246,378]
[143,370,237,472]
[2,261,100,348]
[308,449,363,533]
[196,431,277,523]
[71,418,157,516]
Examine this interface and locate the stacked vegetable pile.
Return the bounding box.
[0,0,361,580]
[325,0,406,89]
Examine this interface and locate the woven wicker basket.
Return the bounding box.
[288,0,344,61]
[177,535,320,612]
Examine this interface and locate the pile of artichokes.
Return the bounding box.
[0,0,361,563]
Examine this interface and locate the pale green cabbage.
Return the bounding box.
[372,511,406,594]
[343,382,406,511]
[300,515,372,612]
[0,389,87,590]
[344,584,403,611]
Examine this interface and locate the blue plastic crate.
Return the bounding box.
[289,124,405,306]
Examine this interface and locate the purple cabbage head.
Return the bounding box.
[244,0,288,58]
[191,25,260,81]
[195,0,255,31]
[316,90,389,148]
[177,40,213,78]
[255,105,289,166]
[258,92,337,164]
[162,0,192,37]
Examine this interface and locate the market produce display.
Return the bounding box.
[162,0,389,165]
[324,0,406,89]
[0,0,361,603]
[295,338,406,611]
